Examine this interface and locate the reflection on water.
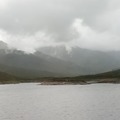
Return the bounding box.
[0,83,120,120]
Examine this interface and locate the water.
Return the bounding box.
[0,83,120,120]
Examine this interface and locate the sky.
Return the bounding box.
[0,0,120,53]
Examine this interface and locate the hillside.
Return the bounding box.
[0,48,87,78]
[0,71,18,84]
[0,68,120,85]
[1,41,120,79]
[40,69,120,85]
[0,63,64,78]
[38,46,120,74]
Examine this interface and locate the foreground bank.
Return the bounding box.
[1,69,120,85]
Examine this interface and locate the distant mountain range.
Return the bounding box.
[0,41,120,78]
[38,46,120,74]
[0,42,88,78]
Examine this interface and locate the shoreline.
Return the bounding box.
[0,78,120,85]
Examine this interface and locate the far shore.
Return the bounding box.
[0,78,120,85]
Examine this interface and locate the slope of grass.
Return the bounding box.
[0,71,19,84]
[1,69,120,85]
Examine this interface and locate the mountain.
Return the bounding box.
[0,41,8,50]
[0,63,62,78]
[1,41,120,78]
[0,43,87,77]
[38,46,120,74]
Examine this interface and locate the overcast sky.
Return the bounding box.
[0,0,120,52]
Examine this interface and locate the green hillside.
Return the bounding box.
[0,71,18,84]
[75,69,120,79]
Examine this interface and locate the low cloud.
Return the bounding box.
[69,18,120,51]
[0,0,120,52]
[1,18,120,53]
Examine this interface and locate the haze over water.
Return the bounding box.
[0,83,120,120]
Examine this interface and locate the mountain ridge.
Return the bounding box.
[38,46,120,74]
[0,42,87,77]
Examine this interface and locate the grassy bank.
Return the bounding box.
[1,69,120,85]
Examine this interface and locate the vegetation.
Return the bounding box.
[1,69,120,85]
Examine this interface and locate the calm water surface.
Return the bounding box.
[0,83,120,120]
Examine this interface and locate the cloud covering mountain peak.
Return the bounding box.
[0,0,120,52]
